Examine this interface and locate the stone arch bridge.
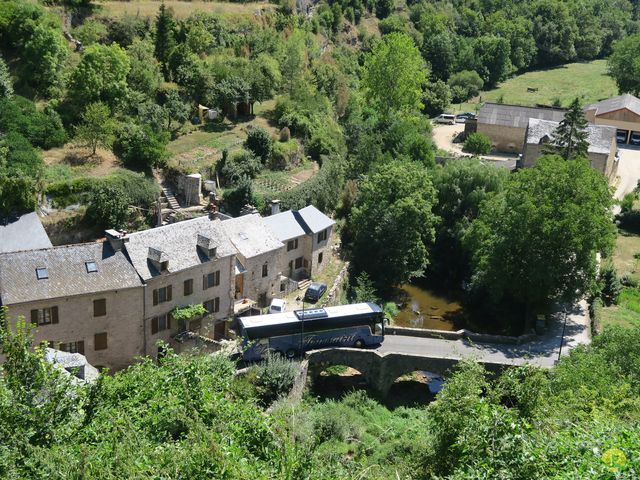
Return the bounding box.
[305,348,521,397]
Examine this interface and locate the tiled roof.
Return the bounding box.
[125,215,236,281]
[0,212,52,254]
[220,214,283,259]
[297,205,335,234]
[525,118,616,155]
[0,242,141,305]
[585,94,640,117]
[263,210,307,241]
[478,103,567,129]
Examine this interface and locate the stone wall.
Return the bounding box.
[385,325,537,345]
[477,123,526,153]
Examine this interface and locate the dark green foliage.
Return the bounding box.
[423,80,451,117]
[2,131,43,177]
[280,155,345,212]
[0,96,67,150]
[0,172,38,216]
[543,97,589,160]
[112,122,169,171]
[621,192,636,214]
[463,132,492,155]
[598,263,622,306]
[608,33,640,96]
[86,182,130,230]
[253,355,299,406]
[154,3,177,79]
[348,160,438,290]
[218,149,262,184]
[0,55,13,100]
[223,176,258,216]
[245,127,274,162]
[448,70,484,102]
[468,156,615,327]
[350,271,380,304]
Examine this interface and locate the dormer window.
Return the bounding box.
[85,261,98,273]
[36,267,48,280]
[197,234,218,259]
[148,247,169,273]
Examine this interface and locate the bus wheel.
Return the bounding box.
[354,339,365,348]
[286,349,297,359]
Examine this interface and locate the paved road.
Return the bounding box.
[376,300,590,368]
[615,146,640,200]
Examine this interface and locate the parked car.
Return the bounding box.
[617,130,628,144]
[269,298,287,314]
[631,132,640,146]
[435,113,456,125]
[304,282,327,302]
[455,112,475,123]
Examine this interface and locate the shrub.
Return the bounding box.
[113,122,169,172]
[618,210,640,233]
[223,176,258,216]
[0,96,66,150]
[598,263,622,306]
[245,127,273,163]
[621,192,636,213]
[463,132,492,155]
[253,354,299,406]
[279,127,291,142]
[448,70,484,103]
[86,183,130,230]
[219,149,262,184]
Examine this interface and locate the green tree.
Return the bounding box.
[348,160,438,289]
[429,159,507,286]
[448,70,484,102]
[73,19,107,46]
[69,43,130,110]
[0,55,13,99]
[351,271,380,304]
[245,127,273,163]
[463,132,492,155]
[154,2,176,79]
[608,33,640,96]
[22,24,69,96]
[126,38,163,96]
[472,35,511,88]
[468,156,615,328]
[162,89,190,133]
[87,183,130,230]
[423,80,451,117]
[74,102,116,156]
[543,98,589,160]
[362,33,427,116]
[530,0,577,66]
[112,122,169,171]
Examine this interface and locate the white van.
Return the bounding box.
[435,114,456,125]
[269,298,287,314]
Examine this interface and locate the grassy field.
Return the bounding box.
[452,60,618,113]
[95,0,273,20]
[601,288,640,329]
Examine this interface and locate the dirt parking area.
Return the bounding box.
[615,147,640,200]
[431,123,518,165]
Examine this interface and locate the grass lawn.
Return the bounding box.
[612,229,640,284]
[601,288,640,329]
[452,60,618,113]
[95,0,273,21]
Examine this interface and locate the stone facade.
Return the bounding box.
[477,123,526,153]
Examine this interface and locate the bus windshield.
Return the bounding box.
[237,302,385,361]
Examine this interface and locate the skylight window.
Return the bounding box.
[239,232,249,240]
[85,261,98,273]
[36,267,48,280]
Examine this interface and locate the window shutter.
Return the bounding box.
[215,270,220,286]
[153,289,158,306]
[151,317,158,334]
[167,285,172,301]
[94,333,107,351]
[167,314,172,330]
[203,274,207,290]
[51,306,59,324]
[30,310,38,325]
[77,340,85,355]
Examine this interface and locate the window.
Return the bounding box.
[262,263,268,277]
[318,252,323,264]
[152,285,172,305]
[317,229,328,243]
[85,261,98,273]
[203,270,220,289]
[94,332,108,351]
[151,314,171,334]
[59,341,84,355]
[36,267,48,280]
[280,281,286,292]
[184,279,193,296]
[204,297,220,314]
[295,257,303,269]
[287,239,298,251]
[93,299,106,317]
[30,307,59,326]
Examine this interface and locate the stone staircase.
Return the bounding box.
[162,186,180,210]
[297,279,312,291]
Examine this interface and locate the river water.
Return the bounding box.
[394,284,467,331]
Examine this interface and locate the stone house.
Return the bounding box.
[584,94,640,145]
[220,213,284,309]
[476,103,567,153]
[521,118,618,178]
[0,242,144,371]
[122,216,237,351]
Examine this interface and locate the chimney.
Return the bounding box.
[105,229,128,252]
[270,199,281,216]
